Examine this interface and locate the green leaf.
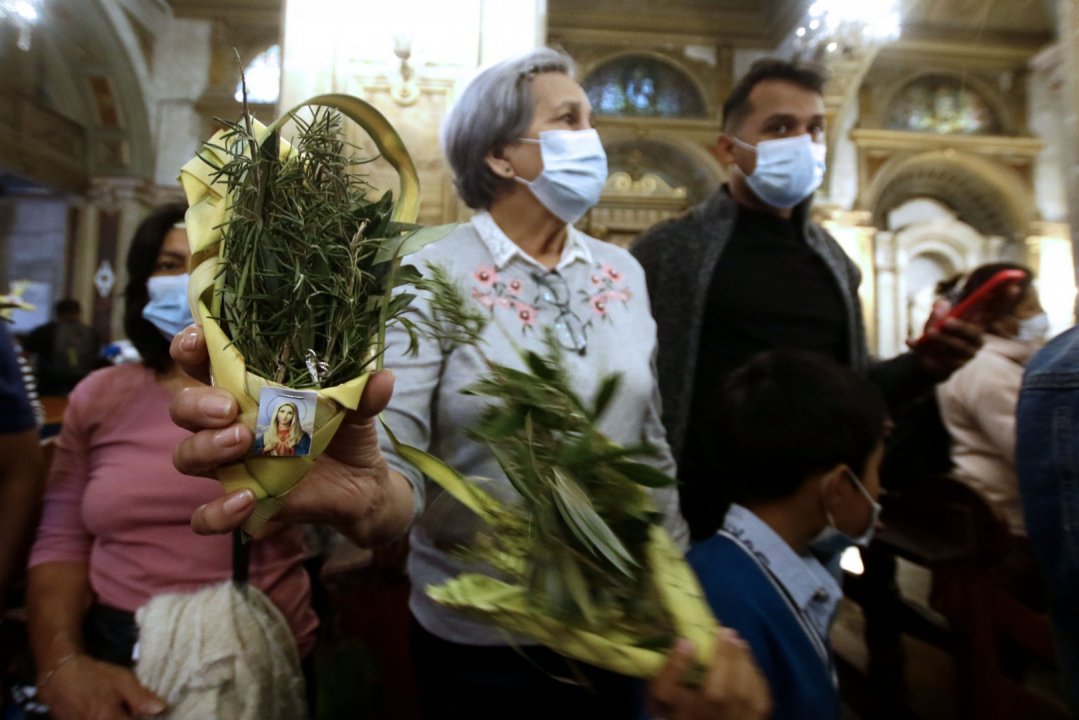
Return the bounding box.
[489,445,538,505]
[551,469,637,578]
[560,552,597,624]
[472,408,528,441]
[373,223,459,264]
[384,292,416,319]
[592,373,621,420]
[611,461,675,488]
[391,264,423,287]
[559,441,659,470]
[380,418,501,522]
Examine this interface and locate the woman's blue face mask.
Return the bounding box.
[515,129,608,224]
[142,273,193,339]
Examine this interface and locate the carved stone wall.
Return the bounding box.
[582,171,688,247]
[854,138,1041,240]
[338,79,459,227]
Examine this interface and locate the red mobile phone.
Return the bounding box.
[915,268,1027,346]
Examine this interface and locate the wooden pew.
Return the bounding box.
[858,476,1066,720]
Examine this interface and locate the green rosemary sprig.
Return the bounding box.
[208,106,419,388]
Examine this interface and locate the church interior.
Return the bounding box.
[0,0,1076,718]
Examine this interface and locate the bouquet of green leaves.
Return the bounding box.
[385,270,718,679]
[180,94,451,533]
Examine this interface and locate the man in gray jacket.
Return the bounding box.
[632,58,983,541]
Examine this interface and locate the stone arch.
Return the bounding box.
[865,150,1033,240]
[877,70,1017,135]
[94,0,154,179]
[874,206,1009,355]
[581,51,711,119]
[0,0,154,190]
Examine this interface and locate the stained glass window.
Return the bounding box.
[234,45,281,105]
[885,75,1000,135]
[583,56,706,118]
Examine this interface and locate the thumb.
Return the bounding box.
[117,673,167,716]
[326,370,396,467]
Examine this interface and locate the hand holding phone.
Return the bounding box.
[915,268,1026,347]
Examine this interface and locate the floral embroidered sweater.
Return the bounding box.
[378,212,688,646]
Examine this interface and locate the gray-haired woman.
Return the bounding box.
[170,47,767,719]
[384,46,688,717]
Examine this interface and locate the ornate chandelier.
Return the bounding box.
[793,0,902,59]
[1,0,41,51]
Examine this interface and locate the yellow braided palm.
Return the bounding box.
[179,95,420,534]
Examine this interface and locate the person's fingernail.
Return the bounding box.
[141,700,166,714]
[224,490,254,514]
[213,426,242,447]
[180,332,198,352]
[199,395,232,419]
[674,638,693,654]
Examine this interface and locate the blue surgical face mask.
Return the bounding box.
[516,129,608,224]
[142,273,193,339]
[731,134,826,209]
[811,469,882,551]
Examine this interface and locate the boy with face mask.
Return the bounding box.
[632,58,984,543]
[685,350,887,720]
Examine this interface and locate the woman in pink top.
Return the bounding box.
[26,204,316,719]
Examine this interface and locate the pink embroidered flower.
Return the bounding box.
[473,265,499,288]
[601,264,622,282]
[517,304,538,326]
[590,273,605,286]
[508,278,524,293]
[590,295,608,317]
[607,289,632,304]
[471,287,495,308]
[497,297,514,309]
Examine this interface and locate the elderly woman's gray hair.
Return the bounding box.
[441,47,576,210]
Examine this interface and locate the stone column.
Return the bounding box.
[818,48,882,208]
[875,230,899,357]
[1058,0,1079,310]
[148,17,213,188]
[80,178,161,342]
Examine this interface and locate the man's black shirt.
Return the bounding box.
[680,202,849,540]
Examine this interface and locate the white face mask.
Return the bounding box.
[516,129,608,224]
[142,273,193,339]
[1016,312,1050,344]
[812,469,882,551]
[732,134,826,209]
